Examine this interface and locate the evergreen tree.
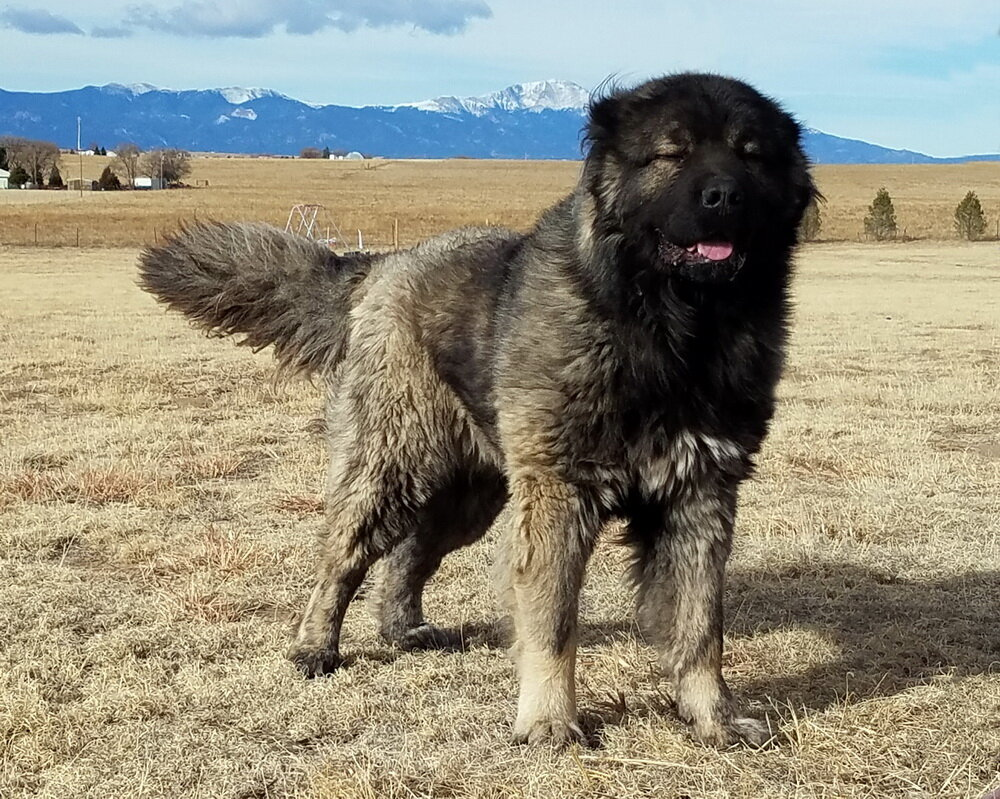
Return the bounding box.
[799,197,821,242]
[954,191,987,240]
[48,164,64,189]
[0,145,7,171]
[322,146,331,159]
[98,165,122,190]
[863,187,897,241]
[8,165,29,187]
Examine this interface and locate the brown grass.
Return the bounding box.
[0,156,998,247]
[1,199,998,796]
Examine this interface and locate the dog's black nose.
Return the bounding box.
[701,177,743,211]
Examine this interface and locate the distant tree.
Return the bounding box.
[140,148,191,185]
[0,145,7,171]
[98,165,122,190]
[2,137,59,187]
[114,142,143,186]
[99,146,107,156]
[300,147,323,159]
[321,146,331,159]
[798,197,822,242]
[954,191,987,241]
[331,149,348,158]
[48,164,64,189]
[863,187,897,241]
[8,165,29,187]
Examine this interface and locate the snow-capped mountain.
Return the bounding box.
[217,87,288,105]
[401,80,590,116]
[0,81,995,163]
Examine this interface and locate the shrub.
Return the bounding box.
[954,191,987,240]
[863,187,897,241]
[799,197,822,242]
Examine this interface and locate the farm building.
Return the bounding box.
[345,151,364,160]
[0,168,9,189]
[133,177,165,190]
[67,179,98,191]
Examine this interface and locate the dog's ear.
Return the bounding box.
[792,155,821,221]
[587,95,620,145]
[584,79,625,154]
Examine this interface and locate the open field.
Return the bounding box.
[0,156,998,247]
[1,239,998,798]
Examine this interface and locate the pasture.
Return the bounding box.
[1,159,999,798]
[0,156,998,247]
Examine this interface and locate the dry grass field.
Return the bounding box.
[0,155,998,248]
[1,160,999,798]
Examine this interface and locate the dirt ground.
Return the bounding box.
[1,240,998,798]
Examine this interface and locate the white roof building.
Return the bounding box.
[134,176,165,190]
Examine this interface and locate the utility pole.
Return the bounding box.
[77,117,83,197]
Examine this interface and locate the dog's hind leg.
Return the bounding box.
[287,461,420,677]
[630,478,771,748]
[372,467,507,650]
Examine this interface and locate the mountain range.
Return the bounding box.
[1,80,996,164]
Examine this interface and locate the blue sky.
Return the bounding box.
[0,0,996,156]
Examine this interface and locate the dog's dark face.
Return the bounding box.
[584,73,816,283]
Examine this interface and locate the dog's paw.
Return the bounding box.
[287,646,345,678]
[692,713,774,749]
[512,717,586,747]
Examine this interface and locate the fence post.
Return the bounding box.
[76,228,80,248]
[153,228,158,245]
[34,223,38,246]
[393,218,399,250]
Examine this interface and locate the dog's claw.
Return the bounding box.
[512,718,586,748]
[288,647,344,678]
[693,714,774,749]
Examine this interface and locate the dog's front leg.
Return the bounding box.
[504,474,599,746]
[634,477,771,747]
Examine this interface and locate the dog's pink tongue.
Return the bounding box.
[696,241,734,261]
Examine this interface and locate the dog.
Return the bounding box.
[139,72,816,748]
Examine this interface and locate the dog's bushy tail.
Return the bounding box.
[139,222,370,377]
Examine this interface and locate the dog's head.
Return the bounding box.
[583,73,816,283]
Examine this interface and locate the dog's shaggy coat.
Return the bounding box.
[139,73,816,747]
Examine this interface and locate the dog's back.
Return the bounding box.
[139,221,520,401]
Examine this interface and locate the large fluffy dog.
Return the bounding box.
[139,73,815,747]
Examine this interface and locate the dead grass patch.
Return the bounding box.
[272,493,326,516]
[178,453,261,481]
[0,466,173,507]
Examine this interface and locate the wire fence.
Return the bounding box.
[0,218,412,251]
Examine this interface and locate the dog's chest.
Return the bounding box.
[632,430,745,500]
